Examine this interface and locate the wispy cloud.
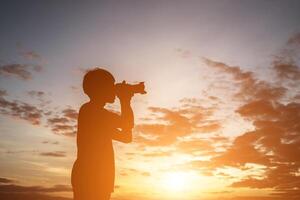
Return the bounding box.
[0,64,41,80]
[203,58,287,101]
[287,32,300,46]
[0,93,43,125]
[0,89,77,136]
[39,151,66,157]
[46,108,78,137]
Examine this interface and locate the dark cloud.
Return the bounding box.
[0,95,43,125]
[26,90,51,107]
[46,108,78,137]
[0,90,78,136]
[0,64,42,80]
[0,91,77,136]
[0,193,71,200]
[287,32,300,46]
[47,117,69,124]
[0,184,71,200]
[271,32,300,83]
[39,151,66,157]
[273,58,300,81]
[0,90,7,97]
[203,58,287,101]
[0,177,14,184]
[62,108,78,120]
[0,184,72,193]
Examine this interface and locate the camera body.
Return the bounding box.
[115,81,146,96]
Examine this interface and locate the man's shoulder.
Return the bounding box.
[79,102,90,112]
[79,102,95,116]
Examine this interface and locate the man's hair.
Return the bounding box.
[82,68,115,98]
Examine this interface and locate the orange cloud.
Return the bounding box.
[135,100,220,147]
[200,49,300,198]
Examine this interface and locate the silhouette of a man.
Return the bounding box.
[71,68,134,200]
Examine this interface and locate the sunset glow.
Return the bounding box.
[162,171,191,192]
[1,1,300,200]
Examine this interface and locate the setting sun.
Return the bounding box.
[163,172,187,192]
[160,171,197,194]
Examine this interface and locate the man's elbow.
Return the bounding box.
[123,135,132,143]
[122,133,132,143]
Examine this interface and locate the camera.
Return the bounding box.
[115,81,146,96]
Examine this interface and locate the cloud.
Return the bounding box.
[0,90,7,97]
[142,151,172,157]
[0,95,43,125]
[16,43,43,61]
[200,55,300,198]
[120,168,151,177]
[0,184,71,200]
[273,58,300,81]
[0,177,14,184]
[287,32,300,46]
[0,193,71,200]
[0,64,42,80]
[176,139,215,155]
[228,197,284,200]
[0,90,77,136]
[203,58,287,101]
[20,51,42,61]
[134,100,220,147]
[42,140,59,145]
[175,48,192,58]
[0,90,78,136]
[271,32,300,83]
[62,108,78,120]
[27,90,45,98]
[46,108,78,137]
[0,184,72,193]
[39,151,66,157]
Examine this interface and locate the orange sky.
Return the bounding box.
[0,1,300,200]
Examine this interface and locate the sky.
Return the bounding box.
[0,0,300,200]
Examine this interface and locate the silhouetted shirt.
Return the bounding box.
[73,102,120,193]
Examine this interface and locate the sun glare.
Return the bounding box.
[162,171,190,192]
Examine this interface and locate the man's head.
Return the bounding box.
[83,68,116,104]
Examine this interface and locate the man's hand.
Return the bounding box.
[115,81,134,102]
